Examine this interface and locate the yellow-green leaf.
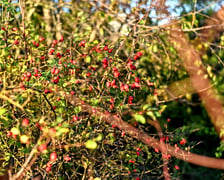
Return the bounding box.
[85,140,97,149]
[0,108,6,116]
[134,114,146,124]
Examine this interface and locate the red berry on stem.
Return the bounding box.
[12,27,17,31]
[135,77,140,83]
[108,48,113,53]
[114,71,120,78]
[38,144,47,152]
[86,72,91,77]
[64,156,71,161]
[73,116,79,121]
[102,58,108,64]
[133,55,139,60]
[112,67,118,72]
[111,80,116,86]
[39,36,44,42]
[46,166,51,172]
[180,138,186,145]
[22,118,29,127]
[50,152,57,161]
[7,131,12,137]
[106,81,111,88]
[136,51,143,57]
[79,40,86,47]
[71,91,75,95]
[104,45,108,51]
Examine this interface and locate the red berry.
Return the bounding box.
[112,125,116,128]
[180,138,186,145]
[86,72,91,77]
[73,116,79,121]
[124,84,129,92]
[13,39,19,45]
[102,58,108,64]
[136,51,143,57]
[112,67,118,72]
[154,148,159,153]
[26,72,32,77]
[108,48,113,53]
[22,118,29,127]
[104,45,108,51]
[134,77,140,83]
[71,91,75,95]
[111,80,116,86]
[54,68,59,74]
[39,36,45,42]
[34,69,39,74]
[7,131,12,137]
[50,152,57,162]
[46,166,51,172]
[109,104,114,109]
[106,81,111,88]
[89,86,93,91]
[38,144,47,152]
[12,27,17,31]
[133,55,139,60]
[114,71,120,78]
[53,39,58,44]
[64,156,71,162]
[44,89,49,94]
[109,98,114,104]
[79,40,86,47]
[120,84,125,91]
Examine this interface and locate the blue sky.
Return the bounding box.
[10,0,224,25]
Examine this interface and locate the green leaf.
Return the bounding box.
[139,20,145,25]
[155,111,161,117]
[91,99,99,106]
[85,140,97,150]
[134,114,146,124]
[85,56,91,63]
[94,134,103,141]
[146,111,156,120]
[143,104,150,111]
[74,106,81,114]
[0,108,7,116]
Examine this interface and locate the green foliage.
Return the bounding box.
[0,0,223,179]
